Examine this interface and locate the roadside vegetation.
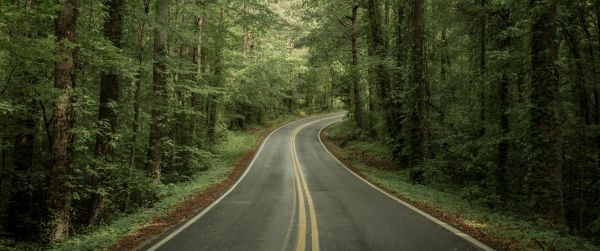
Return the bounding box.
[323,120,600,251]
[0,0,333,249]
[1,115,299,251]
[2,0,600,249]
[304,0,600,248]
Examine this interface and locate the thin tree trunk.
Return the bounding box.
[147,0,170,182]
[493,8,511,203]
[367,0,392,137]
[595,0,600,182]
[242,1,250,64]
[207,9,224,143]
[411,0,427,162]
[129,0,150,169]
[192,16,204,140]
[440,29,447,86]
[350,5,363,130]
[391,1,405,163]
[89,0,123,227]
[384,0,390,52]
[478,0,486,137]
[48,0,77,242]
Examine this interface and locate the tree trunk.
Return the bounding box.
[391,1,406,163]
[192,16,204,141]
[411,0,427,162]
[242,1,250,64]
[48,0,77,242]
[129,0,150,169]
[528,0,564,225]
[89,0,123,227]
[147,0,170,182]
[495,8,511,201]
[367,0,392,137]
[350,5,363,130]
[207,9,224,144]
[384,0,390,52]
[208,9,224,143]
[440,29,448,86]
[478,0,486,137]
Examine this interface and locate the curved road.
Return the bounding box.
[145,114,492,251]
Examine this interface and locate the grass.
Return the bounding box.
[0,112,315,251]
[47,114,310,251]
[323,121,600,251]
[48,131,261,251]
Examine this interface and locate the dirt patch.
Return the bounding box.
[109,128,274,251]
[320,131,517,251]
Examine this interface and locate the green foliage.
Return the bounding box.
[0,0,330,247]
[325,122,600,250]
[50,128,260,251]
[311,0,600,245]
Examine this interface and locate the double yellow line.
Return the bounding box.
[290,123,320,251]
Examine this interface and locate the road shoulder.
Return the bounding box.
[107,117,301,251]
[319,121,599,251]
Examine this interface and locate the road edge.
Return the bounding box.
[317,119,495,251]
[142,115,330,251]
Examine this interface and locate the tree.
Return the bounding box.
[350,5,363,130]
[366,0,392,135]
[207,8,225,143]
[409,0,427,163]
[48,0,78,242]
[147,0,171,182]
[527,0,564,225]
[89,0,124,227]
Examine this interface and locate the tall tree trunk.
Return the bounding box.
[89,0,123,227]
[350,5,363,130]
[593,0,600,177]
[208,9,224,143]
[192,16,204,141]
[48,0,77,242]
[242,1,250,64]
[478,0,486,137]
[391,1,406,163]
[147,0,170,182]
[125,1,149,210]
[384,0,390,52]
[495,9,511,202]
[528,0,564,225]
[129,0,150,168]
[440,29,448,86]
[367,0,392,136]
[410,0,427,162]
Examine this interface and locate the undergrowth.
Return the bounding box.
[323,121,600,251]
[49,132,260,251]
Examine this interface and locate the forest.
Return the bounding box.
[1,0,599,249]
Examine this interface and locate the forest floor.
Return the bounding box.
[321,121,600,251]
[46,114,306,251]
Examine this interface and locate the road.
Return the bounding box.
[145,113,492,251]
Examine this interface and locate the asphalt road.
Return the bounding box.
[145,113,492,251]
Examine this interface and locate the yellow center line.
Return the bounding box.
[291,129,307,251]
[294,142,320,251]
[291,120,323,251]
